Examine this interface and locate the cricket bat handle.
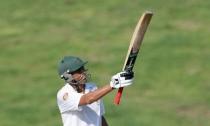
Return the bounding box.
[114,87,124,105]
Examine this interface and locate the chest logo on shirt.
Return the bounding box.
[63,92,68,101]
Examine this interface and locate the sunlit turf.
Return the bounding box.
[0,0,210,126]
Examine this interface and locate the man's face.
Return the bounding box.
[71,67,87,84]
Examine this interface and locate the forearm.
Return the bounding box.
[79,84,114,105]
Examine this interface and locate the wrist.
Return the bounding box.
[109,84,115,90]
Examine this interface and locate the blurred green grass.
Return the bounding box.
[0,0,210,126]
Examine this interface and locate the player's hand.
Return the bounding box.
[110,71,134,89]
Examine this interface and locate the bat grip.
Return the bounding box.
[114,87,124,105]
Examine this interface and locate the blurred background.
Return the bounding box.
[0,0,210,125]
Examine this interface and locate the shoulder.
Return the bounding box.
[57,84,74,99]
[85,82,98,90]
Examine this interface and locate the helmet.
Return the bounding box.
[58,56,87,76]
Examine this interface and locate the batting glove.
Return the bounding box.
[110,71,134,89]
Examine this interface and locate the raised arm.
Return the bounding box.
[79,85,113,105]
[79,71,134,105]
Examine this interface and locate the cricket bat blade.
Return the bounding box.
[114,11,153,105]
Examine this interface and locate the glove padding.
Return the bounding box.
[110,71,134,89]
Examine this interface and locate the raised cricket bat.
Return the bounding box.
[114,11,153,105]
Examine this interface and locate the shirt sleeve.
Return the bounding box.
[57,86,83,113]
